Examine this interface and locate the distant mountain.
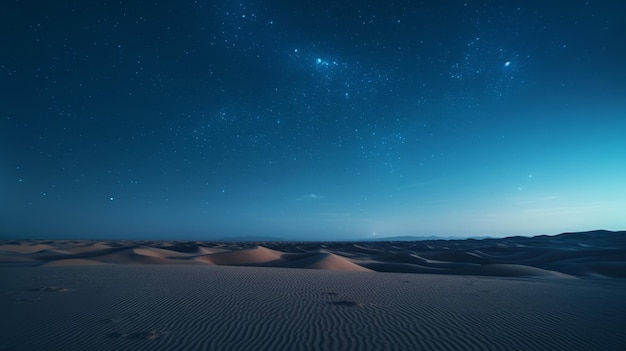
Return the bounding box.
[358,230,625,243]
[555,229,626,239]
[205,230,624,243]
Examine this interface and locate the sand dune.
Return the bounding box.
[1,230,625,277]
[62,243,115,254]
[454,263,573,278]
[1,231,625,350]
[0,243,57,254]
[280,252,372,271]
[132,247,194,259]
[44,258,107,267]
[202,246,283,265]
[90,248,204,266]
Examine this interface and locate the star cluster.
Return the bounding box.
[1,1,625,240]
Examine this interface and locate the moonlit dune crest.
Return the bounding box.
[1,230,624,278]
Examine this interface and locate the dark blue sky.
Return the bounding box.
[2,1,625,240]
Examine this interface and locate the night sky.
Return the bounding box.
[2,1,625,240]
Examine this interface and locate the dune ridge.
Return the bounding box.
[1,231,625,350]
[2,230,625,278]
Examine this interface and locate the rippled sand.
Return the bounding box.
[1,265,625,350]
[1,231,625,350]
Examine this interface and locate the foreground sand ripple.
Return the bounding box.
[1,265,625,351]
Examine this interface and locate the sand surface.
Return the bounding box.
[1,230,624,277]
[1,231,625,350]
[1,265,625,351]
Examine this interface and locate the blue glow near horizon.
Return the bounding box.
[1,1,625,240]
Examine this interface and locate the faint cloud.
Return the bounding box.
[299,193,324,201]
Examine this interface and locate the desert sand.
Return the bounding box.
[1,230,625,350]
